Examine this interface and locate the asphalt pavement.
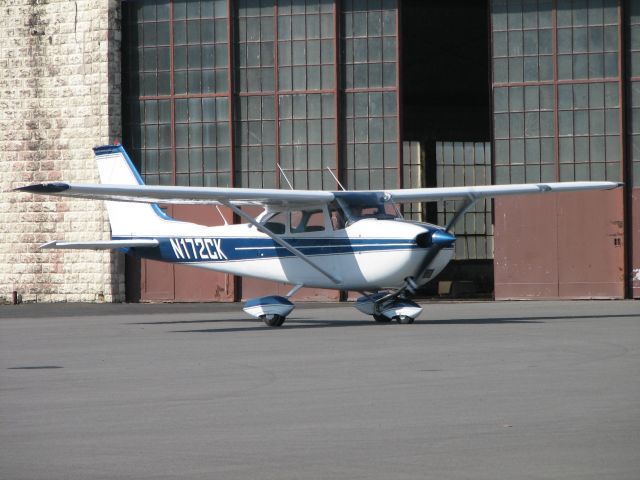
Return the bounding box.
[1,300,639,480]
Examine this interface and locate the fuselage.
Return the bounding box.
[118,218,454,291]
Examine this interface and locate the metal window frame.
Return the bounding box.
[122,0,403,192]
[490,0,624,184]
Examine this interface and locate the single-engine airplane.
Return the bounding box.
[16,144,621,326]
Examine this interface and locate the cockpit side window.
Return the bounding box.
[329,201,347,230]
[290,209,325,233]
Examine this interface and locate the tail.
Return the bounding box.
[94,145,174,237]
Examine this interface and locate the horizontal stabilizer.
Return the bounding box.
[40,239,159,250]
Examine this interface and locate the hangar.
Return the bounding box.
[1,0,638,303]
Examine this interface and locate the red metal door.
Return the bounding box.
[494,195,560,298]
[494,189,624,299]
[556,190,624,298]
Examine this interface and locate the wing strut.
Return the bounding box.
[222,202,341,286]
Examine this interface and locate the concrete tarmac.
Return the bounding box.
[1,300,639,480]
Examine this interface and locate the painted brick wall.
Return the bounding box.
[0,0,124,303]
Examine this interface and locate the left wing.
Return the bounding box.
[15,182,335,207]
[384,181,622,204]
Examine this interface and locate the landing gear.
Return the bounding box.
[243,295,295,327]
[260,314,286,327]
[355,282,423,325]
[394,315,414,324]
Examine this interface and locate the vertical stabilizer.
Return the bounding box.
[94,145,173,237]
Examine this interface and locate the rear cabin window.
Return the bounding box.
[263,212,286,234]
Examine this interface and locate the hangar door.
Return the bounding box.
[490,0,626,298]
[121,0,401,302]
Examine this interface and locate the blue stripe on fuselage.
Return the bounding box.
[115,236,420,263]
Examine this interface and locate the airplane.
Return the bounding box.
[15,144,622,326]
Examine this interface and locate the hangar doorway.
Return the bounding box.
[401,0,494,296]
[402,0,627,299]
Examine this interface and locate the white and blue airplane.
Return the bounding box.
[16,144,621,326]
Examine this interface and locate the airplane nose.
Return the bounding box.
[431,230,456,247]
[415,230,456,248]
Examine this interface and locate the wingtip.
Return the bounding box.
[14,183,70,194]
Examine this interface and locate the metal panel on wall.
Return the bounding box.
[341,0,400,190]
[491,0,627,298]
[234,0,340,301]
[122,0,236,302]
[494,195,559,298]
[627,5,640,297]
[495,190,624,299]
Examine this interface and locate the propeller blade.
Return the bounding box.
[411,229,456,286]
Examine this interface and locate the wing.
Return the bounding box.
[15,182,335,207]
[15,180,621,207]
[384,181,622,203]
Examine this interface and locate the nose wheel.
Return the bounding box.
[393,315,414,324]
[356,292,423,325]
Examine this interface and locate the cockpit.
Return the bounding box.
[258,192,403,235]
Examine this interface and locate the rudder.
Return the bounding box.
[94,144,174,237]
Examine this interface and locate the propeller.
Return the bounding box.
[406,195,478,293]
[408,229,456,292]
[374,196,477,308]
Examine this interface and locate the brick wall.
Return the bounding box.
[0,0,125,303]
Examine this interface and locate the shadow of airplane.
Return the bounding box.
[129,311,638,333]
[166,316,549,333]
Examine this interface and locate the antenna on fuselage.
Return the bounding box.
[215,205,228,225]
[326,167,346,191]
[277,164,294,190]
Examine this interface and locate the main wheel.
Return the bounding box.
[394,315,414,324]
[261,314,286,327]
[373,314,392,323]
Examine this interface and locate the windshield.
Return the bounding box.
[333,193,403,224]
[348,202,401,220]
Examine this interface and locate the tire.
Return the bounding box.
[373,314,392,323]
[394,315,414,324]
[261,314,286,327]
